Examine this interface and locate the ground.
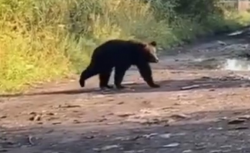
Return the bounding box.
[2,29,250,153]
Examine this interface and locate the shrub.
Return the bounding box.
[0,0,250,93]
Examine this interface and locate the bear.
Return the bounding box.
[79,39,160,90]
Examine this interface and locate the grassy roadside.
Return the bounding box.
[0,0,250,93]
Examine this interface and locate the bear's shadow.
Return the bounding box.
[1,76,249,98]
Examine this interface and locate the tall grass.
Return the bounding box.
[0,0,250,93]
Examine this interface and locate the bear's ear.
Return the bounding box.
[149,41,157,47]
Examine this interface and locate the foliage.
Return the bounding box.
[0,0,250,93]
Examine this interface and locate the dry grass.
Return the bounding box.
[0,0,250,93]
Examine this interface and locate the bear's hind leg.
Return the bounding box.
[99,69,114,90]
[79,64,99,87]
[114,65,130,89]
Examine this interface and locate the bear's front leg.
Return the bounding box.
[136,62,160,88]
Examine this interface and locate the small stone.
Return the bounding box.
[47,117,59,121]
[170,114,189,120]
[238,115,250,120]
[220,145,232,149]
[73,120,81,124]
[230,126,248,130]
[141,118,162,125]
[142,133,158,139]
[159,133,171,139]
[114,136,132,141]
[116,113,134,118]
[52,122,61,125]
[84,135,95,139]
[29,115,41,121]
[47,112,55,116]
[163,143,180,148]
[29,112,37,115]
[0,115,7,119]
[194,143,206,150]
[59,104,81,108]
[93,145,120,151]
[228,119,246,124]
[117,102,124,105]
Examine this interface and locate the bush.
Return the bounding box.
[0,0,250,93]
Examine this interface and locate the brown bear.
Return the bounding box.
[79,39,160,90]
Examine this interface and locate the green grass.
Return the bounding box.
[0,0,250,93]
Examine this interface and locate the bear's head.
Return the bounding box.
[143,41,159,63]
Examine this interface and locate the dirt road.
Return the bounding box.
[1,30,250,153]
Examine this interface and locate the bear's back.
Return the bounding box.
[91,39,143,65]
